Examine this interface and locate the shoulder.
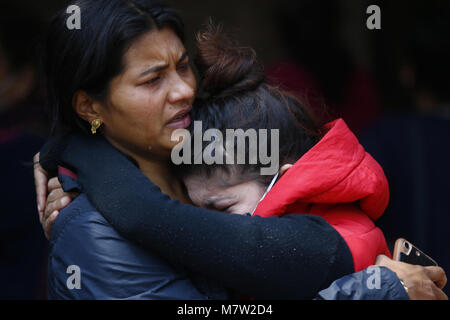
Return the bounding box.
[47,194,208,300]
[48,193,171,273]
[49,193,124,251]
[49,193,107,246]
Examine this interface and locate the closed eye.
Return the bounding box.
[214,203,236,213]
[177,62,189,70]
[177,60,190,74]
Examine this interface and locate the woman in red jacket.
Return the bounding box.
[182,117,390,272]
[177,24,390,273]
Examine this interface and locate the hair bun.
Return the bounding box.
[195,21,265,99]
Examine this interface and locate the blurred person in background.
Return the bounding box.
[0,3,48,299]
[359,1,450,295]
[266,0,383,135]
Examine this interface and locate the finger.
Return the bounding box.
[431,284,448,300]
[44,196,71,220]
[48,189,78,206]
[424,266,447,289]
[33,153,48,216]
[47,188,67,204]
[47,210,60,235]
[375,254,390,266]
[44,196,58,221]
[48,177,62,193]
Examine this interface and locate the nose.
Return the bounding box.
[167,72,195,105]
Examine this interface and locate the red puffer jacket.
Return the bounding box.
[253,119,391,272]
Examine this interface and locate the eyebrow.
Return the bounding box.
[138,51,189,78]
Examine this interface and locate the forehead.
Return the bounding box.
[184,171,230,198]
[184,169,259,198]
[185,172,226,191]
[123,27,185,71]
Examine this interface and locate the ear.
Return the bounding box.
[279,164,293,177]
[73,90,103,124]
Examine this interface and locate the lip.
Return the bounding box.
[166,106,192,129]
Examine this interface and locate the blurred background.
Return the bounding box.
[0,0,449,299]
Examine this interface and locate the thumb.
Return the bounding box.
[375,254,391,266]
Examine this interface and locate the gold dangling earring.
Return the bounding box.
[91,119,102,134]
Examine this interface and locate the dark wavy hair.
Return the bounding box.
[174,22,325,186]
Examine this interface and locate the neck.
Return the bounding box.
[105,137,192,204]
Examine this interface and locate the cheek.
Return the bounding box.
[238,186,266,214]
[235,199,260,215]
[105,87,166,149]
[185,184,204,207]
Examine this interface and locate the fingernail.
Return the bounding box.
[37,204,41,212]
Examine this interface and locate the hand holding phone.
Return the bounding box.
[376,253,448,300]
